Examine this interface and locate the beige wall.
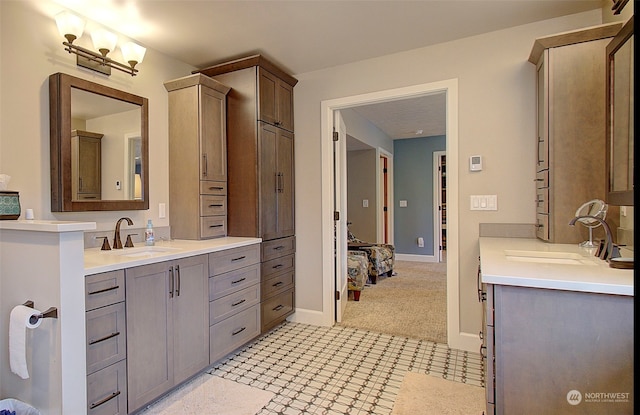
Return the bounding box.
[292,9,605,336]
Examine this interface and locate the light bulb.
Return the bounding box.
[121,42,146,68]
[91,28,118,56]
[55,11,85,44]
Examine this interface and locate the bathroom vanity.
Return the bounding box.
[83,237,261,414]
[478,237,633,415]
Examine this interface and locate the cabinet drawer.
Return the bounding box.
[261,254,295,279]
[261,236,295,261]
[210,284,260,325]
[201,216,226,238]
[86,302,127,375]
[535,188,549,214]
[261,288,294,329]
[209,244,260,275]
[85,270,125,311]
[536,213,549,241]
[200,195,226,216]
[200,180,226,195]
[210,305,260,363]
[535,170,548,189]
[261,270,294,299]
[209,264,260,301]
[87,360,127,415]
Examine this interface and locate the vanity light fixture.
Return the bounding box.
[55,10,146,77]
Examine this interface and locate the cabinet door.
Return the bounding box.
[277,81,294,132]
[258,69,294,132]
[258,69,278,127]
[259,123,279,240]
[125,261,173,412]
[535,53,549,172]
[277,129,295,238]
[200,86,227,182]
[172,254,209,385]
[74,135,102,199]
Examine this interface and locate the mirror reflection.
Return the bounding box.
[49,72,149,212]
[606,18,634,206]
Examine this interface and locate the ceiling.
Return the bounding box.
[30,0,603,148]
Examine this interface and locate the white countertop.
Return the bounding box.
[84,237,261,274]
[0,219,96,232]
[479,237,634,296]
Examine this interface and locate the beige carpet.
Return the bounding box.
[138,374,275,415]
[392,372,485,415]
[339,260,447,344]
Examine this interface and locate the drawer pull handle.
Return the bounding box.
[209,224,224,228]
[88,331,120,345]
[231,256,246,262]
[273,281,284,287]
[232,327,246,336]
[480,344,487,359]
[88,285,120,295]
[175,265,181,297]
[209,186,224,190]
[273,245,285,250]
[231,299,246,307]
[231,277,246,284]
[273,304,284,311]
[208,204,224,207]
[90,391,121,409]
[272,264,283,269]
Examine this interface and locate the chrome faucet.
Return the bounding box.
[569,215,619,261]
[113,217,134,249]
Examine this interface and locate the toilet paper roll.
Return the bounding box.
[10,305,42,379]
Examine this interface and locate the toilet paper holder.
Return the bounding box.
[22,300,58,325]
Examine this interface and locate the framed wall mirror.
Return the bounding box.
[50,72,149,211]
[605,17,634,206]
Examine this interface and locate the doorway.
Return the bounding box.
[320,78,465,349]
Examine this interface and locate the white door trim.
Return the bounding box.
[320,79,467,349]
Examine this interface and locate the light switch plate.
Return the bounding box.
[470,195,497,211]
[399,200,408,207]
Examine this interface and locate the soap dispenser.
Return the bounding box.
[145,219,155,246]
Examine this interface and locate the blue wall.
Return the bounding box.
[393,136,446,255]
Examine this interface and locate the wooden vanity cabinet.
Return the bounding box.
[529,23,622,243]
[72,130,102,201]
[208,244,261,363]
[482,283,633,414]
[164,74,231,240]
[197,55,297,332]
[125,255,209,413]
[85,270,127,415]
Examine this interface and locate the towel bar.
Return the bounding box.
[22,300,58,325]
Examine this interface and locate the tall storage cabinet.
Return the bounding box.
[197,55,297,332]
[529,23,621,243]
[164,74,231,240]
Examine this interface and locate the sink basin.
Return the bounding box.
[504,250,597,266]
[112,246,181,258]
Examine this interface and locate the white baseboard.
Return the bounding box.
[449,330,482,353]
[287,308,332,327]
[395,253,438,262]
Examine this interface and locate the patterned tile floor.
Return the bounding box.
[208,322,484,415]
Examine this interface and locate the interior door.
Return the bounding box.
[334,111,348,322]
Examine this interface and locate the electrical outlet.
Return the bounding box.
[417,237,424,247]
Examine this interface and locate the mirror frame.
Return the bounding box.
[49,72,149,211]
[605,17,634,206]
